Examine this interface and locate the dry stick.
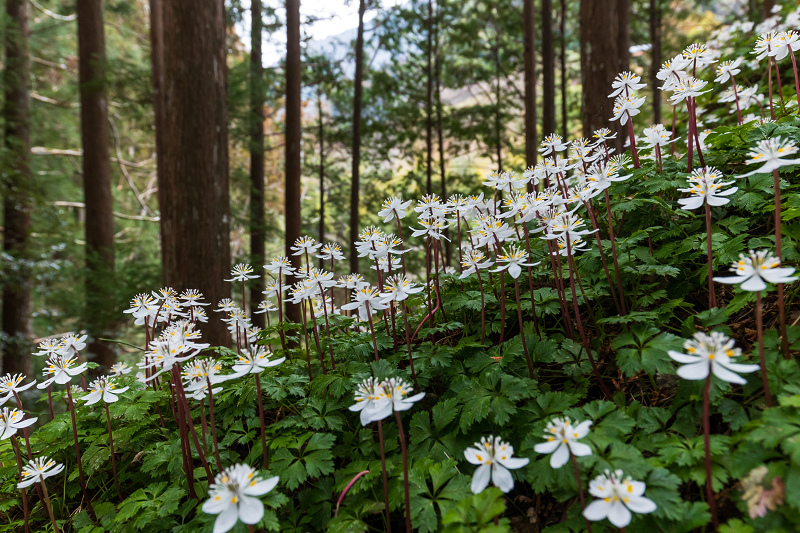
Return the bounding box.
[9,437,30,533]
[604,189,627,314]
[40,478,61,533]
[65,386,97,522]
[702,373,719,530]
[394,410,412,533]
[570,453,592,533]
[206,377,224,473]
[773,168,791,360]
[756,292,775,407]
[704,201,717,309]
[102,402,124,502]
[514,278,535,378]
[255,375,269,469]
[377,420,392,533]
[565,237,612,400]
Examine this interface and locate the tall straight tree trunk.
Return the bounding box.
[763,0,775,19]
[77,0,115,369]
[285,0,302,323]
[435,0,448,264]
[1,0,32,375]
[542,0,555,137]
[349,0,366,275]
[250,0,266,328]
[580,0,627,148]
[494,36,503,173]
[425,0,433,196]
[649,0,661,124]
[616,0,630,74]
[160,0,231,344]
[560,0,567,139]
[317,91,325,270]
[149,0,164,210]
[523,0,537,187]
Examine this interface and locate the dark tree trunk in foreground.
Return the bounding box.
[763,0,775,19]
[426,0,433,196]
[649,0,661,124]
[435,0,448,264]
[349,0,366,275]
[250,0,266,328]
[318,91,325,269]
[285,0,302,324]
[77,0,115,369]
[1,0,32,375]
[523,0,537,183]
[580,0,629,148]
[560,0,567,139]
[160,0,231,344]
[542,0,555,137]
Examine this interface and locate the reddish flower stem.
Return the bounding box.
[702,373,719,529]
[756,292,774,407]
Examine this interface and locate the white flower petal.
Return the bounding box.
[583,499,611,522]
[491,463,515,493]
[471,463,491,494]
[676,361,709,381]
[608,500,633,528]
[213,504,239,533]
[568,441,592,457]
[626,495,657,514]
[237,495,265,525]
[550,442,570,468]
[533,440,560,454]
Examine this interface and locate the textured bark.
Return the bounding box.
[435,0,448,264]
[1,0,32,375]
[560,0,567,139]
[317,92,325,269]
[579,0,629,149]
[649,0,661,124]
[349,0,366,275]
[285,0,302,324]
[542,0,555,137]
[160,0,231,344]
[523,0,537,175]
[77,0,115,369]
[763,0,775,19]
[426,0,433,196]
[250,0,266,328]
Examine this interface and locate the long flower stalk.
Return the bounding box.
[103,402,123,502]
[394,410,412,533]
[255,375,269,469]
[377,420,392,533]
[756,292,774,407]
[773,169,791,359]
[39,475,61,533]
[570,453,592,533]
[65,385,97,521]
[702,373,719,529]
[9,437,29,533]
[604,189,626,314]
[513,278,535,379]
[206,377,224,472]
[705,201,717,308]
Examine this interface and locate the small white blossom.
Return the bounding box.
[464,436,529,494]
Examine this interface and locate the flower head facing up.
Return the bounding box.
[379,197,413,222]
[533,417,592,468]
[610,94,645,125]
[17,456,64,489]
[225,264,258,282]
[464,435,529,494]
[290,236,322,257]
[316,242,345,262]
[459,249,494,279]
[677,167,738,210]
[348,377,383,426]
[380,275,423,303]
[714,249,797,292]
[81,376,130,406]
[0,407,37,440]
[202,463,279,533]
[492,245,540,279]
[37,355,88,389]
[231,346,285,377]
[668,331,759,384]
[264,256,296,277]
[714,58,743,83]
[739,137,800,177]
[608,71,646,98]
[0,373,35,406]
[340,286,388,322]
[583,469,657,528]
[110,362,132,376]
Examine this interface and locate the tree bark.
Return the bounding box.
[318,91,325,269]
[435,0,448,264]
[250,0,266,328]
[349,0,366,275]
[579,0,628,149]
[285,0,303,325]
[160,0,231,344]
[426,0,434,197]
[763,0,775,19]
[649,0,661,124]
[1,0,32,375]
[560,0,567,139]
[77,0,115,369]
[542,0,555,137]
[523,0,537,183]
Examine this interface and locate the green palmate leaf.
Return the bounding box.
[612,325,683,377]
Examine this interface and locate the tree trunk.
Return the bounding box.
[318,91,325,270]
[426,0,434,196]
[160,0,231,344]
[616,0,630,75]
[763,0,775,19]
[523,0,537,183]
[1,0,32,375]
[560,0,567,139]
[649,0,661,124]
[285,0,302,324]
[435,0,448,264]
[542,0,555,137]
[77,0,115,369]
[349,0,366,275]
[250,0,266,328]
[580,0,628,148]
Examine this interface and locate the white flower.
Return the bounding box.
[202,463,279,533]
[583,469,657,528]
[714,58,742,83]
[668,77,710,104]
[290,236,322,257]
[464,436,529,494]
[738,137,800,177]
[110,362,133,376]
[539,133,569,156]
[340,286,388,322]
[230,346,285,376]
[123,293,158,324]
[81,376,130,406]
[492,245,539,279]
[683,42,716,69]
[264,256,296,277]
[642,124,677,148]
[677,167,738,210]
[668,331,759,385]
[339,273,368,290]
[380,275,424,303]
[226,263,258,282]
[379,197,413,222]
[714,249,797,292]
[316,242,345,261]
[363,377,425,423]
[37,355,88,389]
[58,333,87,355]
[608,71,646,98]
[17,456,64,489]
[180,289,209,307]
[657,54,690,90]
[610,94,645,125]
[348,377,384,426]
[533,417,592,468]
[0,374,36,406]
[0,407,37,440]
[590,127,618,147]
[459,249,494,279]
